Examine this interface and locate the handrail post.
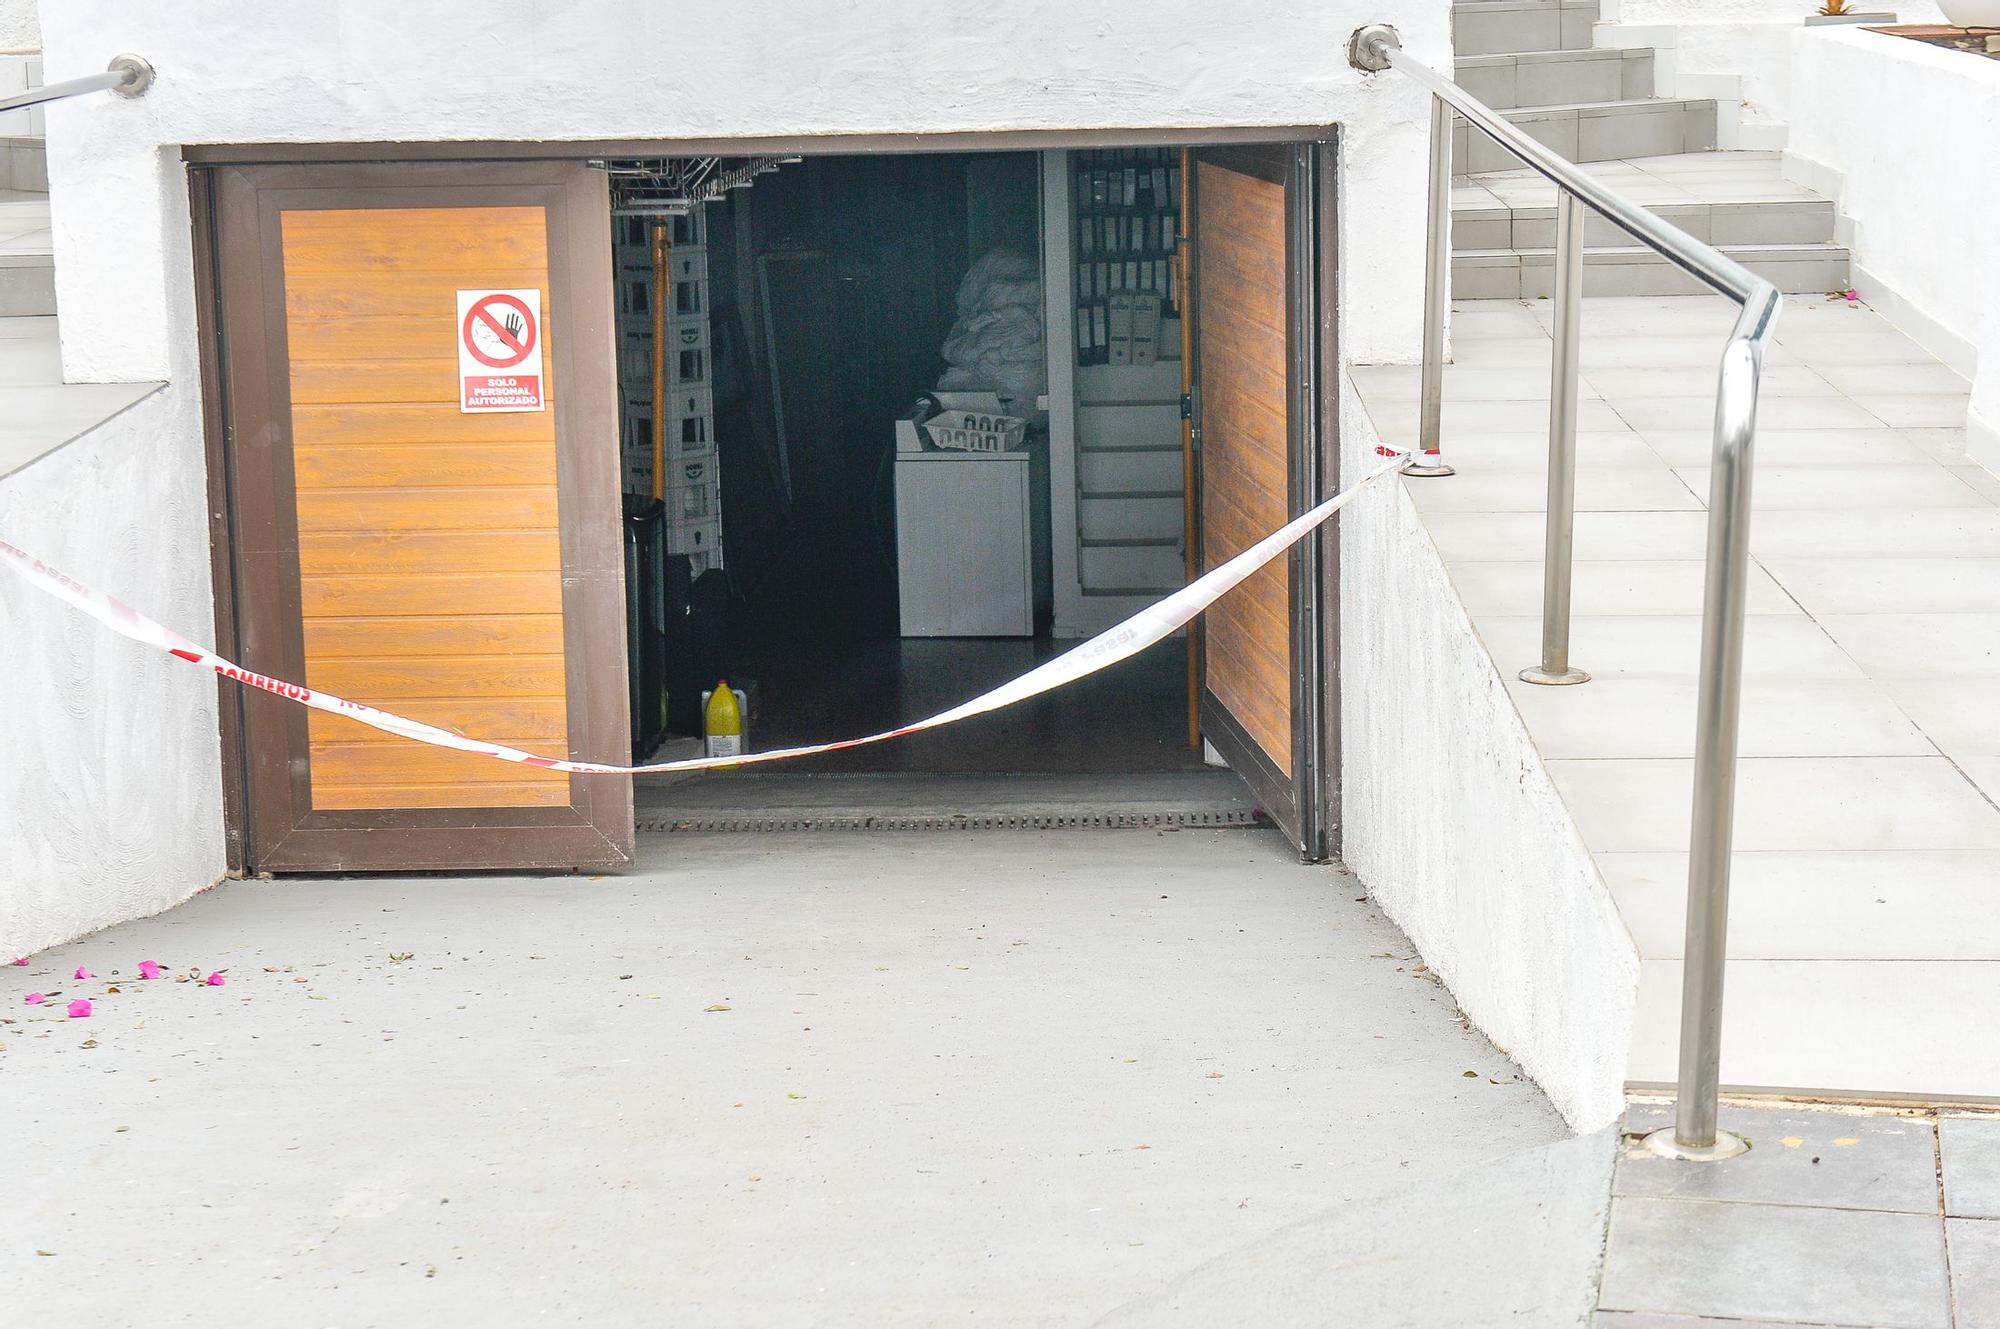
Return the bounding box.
[1643,325,1765,1164]
[1405,93,1456,479]
[1520,192,1589,687]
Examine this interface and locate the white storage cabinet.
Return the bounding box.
[894,451,1034,637]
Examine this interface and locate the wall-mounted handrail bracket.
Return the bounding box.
[0,53,156,117]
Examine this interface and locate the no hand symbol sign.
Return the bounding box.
[457,288,545,413]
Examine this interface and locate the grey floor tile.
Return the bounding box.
[1501,674,1930,760]
[1547,756,2000,854]
[1407,467,1700,514]
[1673,465,1989,511]
[1601,850,2000,962]
[1597,1314,1867,1328]
[1618,1103,1940,1213]
[1598,1196,1949,1327]
[1752,508,2000,558]
[1470,614,1864,681]
[1429,510,1708,561]
[1817,615,2000,678]
[1448,559,1796,619]
[1763,558,2000,616]
[1829,363,1974,396]
[1856,395,1973,429]
[1644,428,1935,469]
[1943,1118,2000,1219]
[1950,1217,2000,1329]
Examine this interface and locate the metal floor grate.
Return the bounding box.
[638,807,1266,833]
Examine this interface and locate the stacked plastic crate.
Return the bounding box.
[613,207,723,575]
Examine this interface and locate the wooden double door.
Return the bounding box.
[199,141,1337,872]
[1186,143,1339,862]
[205,162,633,872]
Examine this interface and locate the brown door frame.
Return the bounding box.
[190,126,1341,870]
[199,159,632,872]
[1186,139,1341,862]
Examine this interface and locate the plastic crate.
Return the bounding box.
[668,314,711,353]
[667,516,721,559]
[666,385,713,421]
[922,409,1027,453]
[670,247,708,285]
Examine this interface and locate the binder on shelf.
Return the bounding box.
[1129,293,1162,367]
[1107,292,1134,366]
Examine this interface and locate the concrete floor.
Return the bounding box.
[2,828,1570,1326]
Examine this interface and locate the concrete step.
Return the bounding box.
[0,189,51,317]
[1453,0,1601,57]
[1455,197,1838,251]
[0,135,44,192]
[1455,48,1653,110]
[1457,99,1718,174]
[1454,241,1851,299]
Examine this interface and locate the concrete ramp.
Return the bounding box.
[1096,1128,1618,1329]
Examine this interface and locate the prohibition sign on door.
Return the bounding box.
[457,287,546,413]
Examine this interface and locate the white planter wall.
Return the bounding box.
[1786,25,2000,470]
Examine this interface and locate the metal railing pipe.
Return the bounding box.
[1406,93,1455,478]
[0,55,154,116]
[1348,22,1778,1160]
[1521,193,1589,687]
[1669,309,1770,1157]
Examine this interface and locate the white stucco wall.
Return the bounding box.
[42,0,1446,386]
[0,0,37,54]
[0,383,228,958]
[1338,382,1639,1131]
[1786,26,2000,468]
[1597,0,1944,144]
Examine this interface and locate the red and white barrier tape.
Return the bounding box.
[0,455,1406,776]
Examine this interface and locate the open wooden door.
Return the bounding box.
[207,161,633,873]
[1188,142,1336,861]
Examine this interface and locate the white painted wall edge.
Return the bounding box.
[1338,377,1640,1132]
[0,381,229,959]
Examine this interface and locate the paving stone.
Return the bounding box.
[1598,1196,1950,1327]
[1944,1118,2000,1219]
[1618,1103,1940,1214]
[1949,1217,2000,1329]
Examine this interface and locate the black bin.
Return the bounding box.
[622,497,669,760]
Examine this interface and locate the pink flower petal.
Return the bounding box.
[204,972,226,987]
[24,991,45,1005]
[9,957,26,966]
[137,960,162,980]
[73,966,93,980]
[66,999,91,1019]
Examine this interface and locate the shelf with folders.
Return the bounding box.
[1070,147,1181,367]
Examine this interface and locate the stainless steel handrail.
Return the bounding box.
[1351,23,1775,1159]
[0,55,155,116]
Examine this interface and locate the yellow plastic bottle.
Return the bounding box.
[704,680,743,769]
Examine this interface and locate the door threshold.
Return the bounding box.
[634,770,1265,833]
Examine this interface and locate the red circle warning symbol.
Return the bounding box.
[461,293,538,369]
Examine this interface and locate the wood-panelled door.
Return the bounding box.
[207,162,632,872]
[1188,143,1336,861]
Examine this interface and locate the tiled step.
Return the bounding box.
[1454,241,1850,299]
[1455,198,1838,250]
[1456,99,1718,174]
[1456,48,1653,110]
[0,190,51,317]
[1079,539,1183,594]
[1453,0,1600,57]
